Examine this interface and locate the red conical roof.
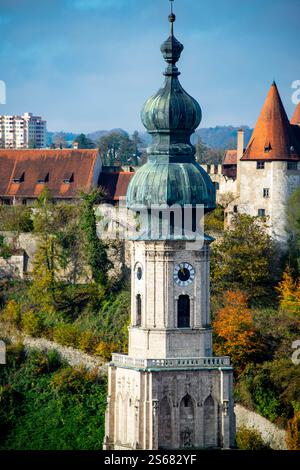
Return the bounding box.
[291,101,300,125]
[242,82,300,161]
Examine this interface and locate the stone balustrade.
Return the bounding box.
[111,354,231,369]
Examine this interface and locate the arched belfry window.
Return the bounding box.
[136,294,142,326]
[178,295,190,328]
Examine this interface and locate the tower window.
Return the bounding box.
[263,188,269,198]
[233,205,238,213]
[257,161,265,170]
[287,162,297,170]
[258,209,266,217]
[136,294,142,326]
[178,295,190,328]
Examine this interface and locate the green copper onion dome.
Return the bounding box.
[127,7,216,213]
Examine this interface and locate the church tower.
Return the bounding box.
[103,4,235,450]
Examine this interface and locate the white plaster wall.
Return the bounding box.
[238,161,300,244]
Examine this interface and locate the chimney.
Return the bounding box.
[236,128,244,194]
[237,128,244,159]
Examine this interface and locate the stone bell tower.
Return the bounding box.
[103,3,235,450]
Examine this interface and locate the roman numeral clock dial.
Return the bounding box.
[173,263,195,287]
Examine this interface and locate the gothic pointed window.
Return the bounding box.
[136,294,142,326]
[204,395,218,448]
[179,394,195,448]
[178,295,190,328]
[158,397,172,449]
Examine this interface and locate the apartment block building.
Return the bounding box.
[0,112,47,149]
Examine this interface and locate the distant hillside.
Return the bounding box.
[138,126,253,150]
[48,126,253,150]
[87,128,128,142]
[194,126,253,149]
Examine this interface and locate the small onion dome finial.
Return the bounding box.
[169,12,176,23]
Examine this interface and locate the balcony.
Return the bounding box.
[111,354,231,370]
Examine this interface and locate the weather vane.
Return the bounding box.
[170,0,174,14]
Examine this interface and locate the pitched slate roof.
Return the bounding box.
[0,149,100,199]
[98,172,134,201]
[242,82,300,161]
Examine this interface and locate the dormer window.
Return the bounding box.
[12,172,25,183]
[37,172,49,184]
[63,172,74,184]
[264,143,272,153]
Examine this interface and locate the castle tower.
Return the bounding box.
[236,82,300,244]
[103,5,235,450]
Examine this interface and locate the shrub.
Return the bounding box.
[53,323,79,348]
[0,206,33,232]
[21,311,43,337]
[236,426,269,450]
[78,330,97,353]
[94,341,117,361]
[46,349,62,372]
[1,300,22,328]
[0,348,107,450]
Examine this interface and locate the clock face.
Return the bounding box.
[174,263,195,287]
[136,266,143,281]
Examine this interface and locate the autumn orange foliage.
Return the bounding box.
[213,290,259,369]
[286,412,300,450]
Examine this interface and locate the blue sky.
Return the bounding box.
[0,0,299,133]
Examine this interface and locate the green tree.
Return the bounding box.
[211,214,277,301]
[73,134,95,149]
[80,188,111,285]
[98,131,135,166]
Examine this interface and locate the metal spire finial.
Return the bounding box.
[169,0,176,36]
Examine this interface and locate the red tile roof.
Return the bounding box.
[98,172,134,201]
[291,102,300,125]
[242,82,300,161]
[223,150,237,165]
[0,149,100,199]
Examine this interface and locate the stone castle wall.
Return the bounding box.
[235,404,287,450]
